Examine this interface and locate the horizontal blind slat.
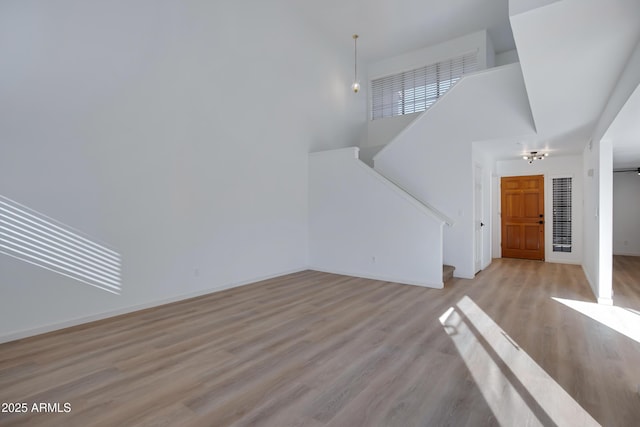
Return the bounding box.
[371,51,478,120]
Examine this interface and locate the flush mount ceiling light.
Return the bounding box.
[522,151,549,164]
[351,34,360,93]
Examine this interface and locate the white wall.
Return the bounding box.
[367,30,493,82]
[366,113,419,151]
[358,144,386,167]
[613,172,640,256]
[583,37,640,304]
[363,30,493,150]
[495,155,584,265]
[0,0,366,342]
[486,31,496,69]
[309,148,445,287]
[374,64,536,278]
[495,49,520,66]
[509,0,560,18]
[582,139,613,304]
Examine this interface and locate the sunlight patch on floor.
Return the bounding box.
[552,297,640,344]
[440,295,600,427]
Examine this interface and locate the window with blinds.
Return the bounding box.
[552,177,572,253]
[370,51,478,120]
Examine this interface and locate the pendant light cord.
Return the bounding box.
[353,34,358,83]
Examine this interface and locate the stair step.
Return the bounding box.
[443,265,455,284]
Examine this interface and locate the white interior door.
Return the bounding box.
[475,164,483,273]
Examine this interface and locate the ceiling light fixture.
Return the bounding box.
[522,151,549,164]
[351,34,360,93]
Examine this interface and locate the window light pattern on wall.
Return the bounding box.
[552,178,572,253]
[371,50,478,120]
[0,195,121,294]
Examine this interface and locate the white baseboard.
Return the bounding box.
[545,258,582,265]
[613,251,640,257]
[308,266,443,289]
[0,267,307,345]
[597,297,614,306]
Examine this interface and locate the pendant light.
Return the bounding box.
[351,34,360,93]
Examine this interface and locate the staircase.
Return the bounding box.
[373,63,536,279]
[308,147,447,288]
[443,265,455,284]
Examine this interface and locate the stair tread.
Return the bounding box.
[443,265,455,284]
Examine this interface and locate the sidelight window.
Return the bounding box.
[552,177,572,253]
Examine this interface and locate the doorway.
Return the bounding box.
[501,175,545,260]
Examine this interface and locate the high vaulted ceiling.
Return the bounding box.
[289,0,516,63]
[290,0,639,166]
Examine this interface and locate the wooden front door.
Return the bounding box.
[501,175,545,260]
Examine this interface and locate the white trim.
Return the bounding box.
[0,267,307,344]
[597,297,614,306]
[368,48,480,81]
[545,259,582,265]
[309,146,359,159]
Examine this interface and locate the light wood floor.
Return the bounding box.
[613,255,640,308]
[1,258,639,426]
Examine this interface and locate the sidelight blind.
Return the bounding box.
[552,177,572,253]
[370,51,478,120]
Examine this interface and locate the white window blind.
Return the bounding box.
[371,51,478,120]
[552,177,572,253]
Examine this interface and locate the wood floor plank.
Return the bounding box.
[1,258,639,426]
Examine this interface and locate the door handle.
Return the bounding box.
[539,220,544,224]
[539,214,544,218]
